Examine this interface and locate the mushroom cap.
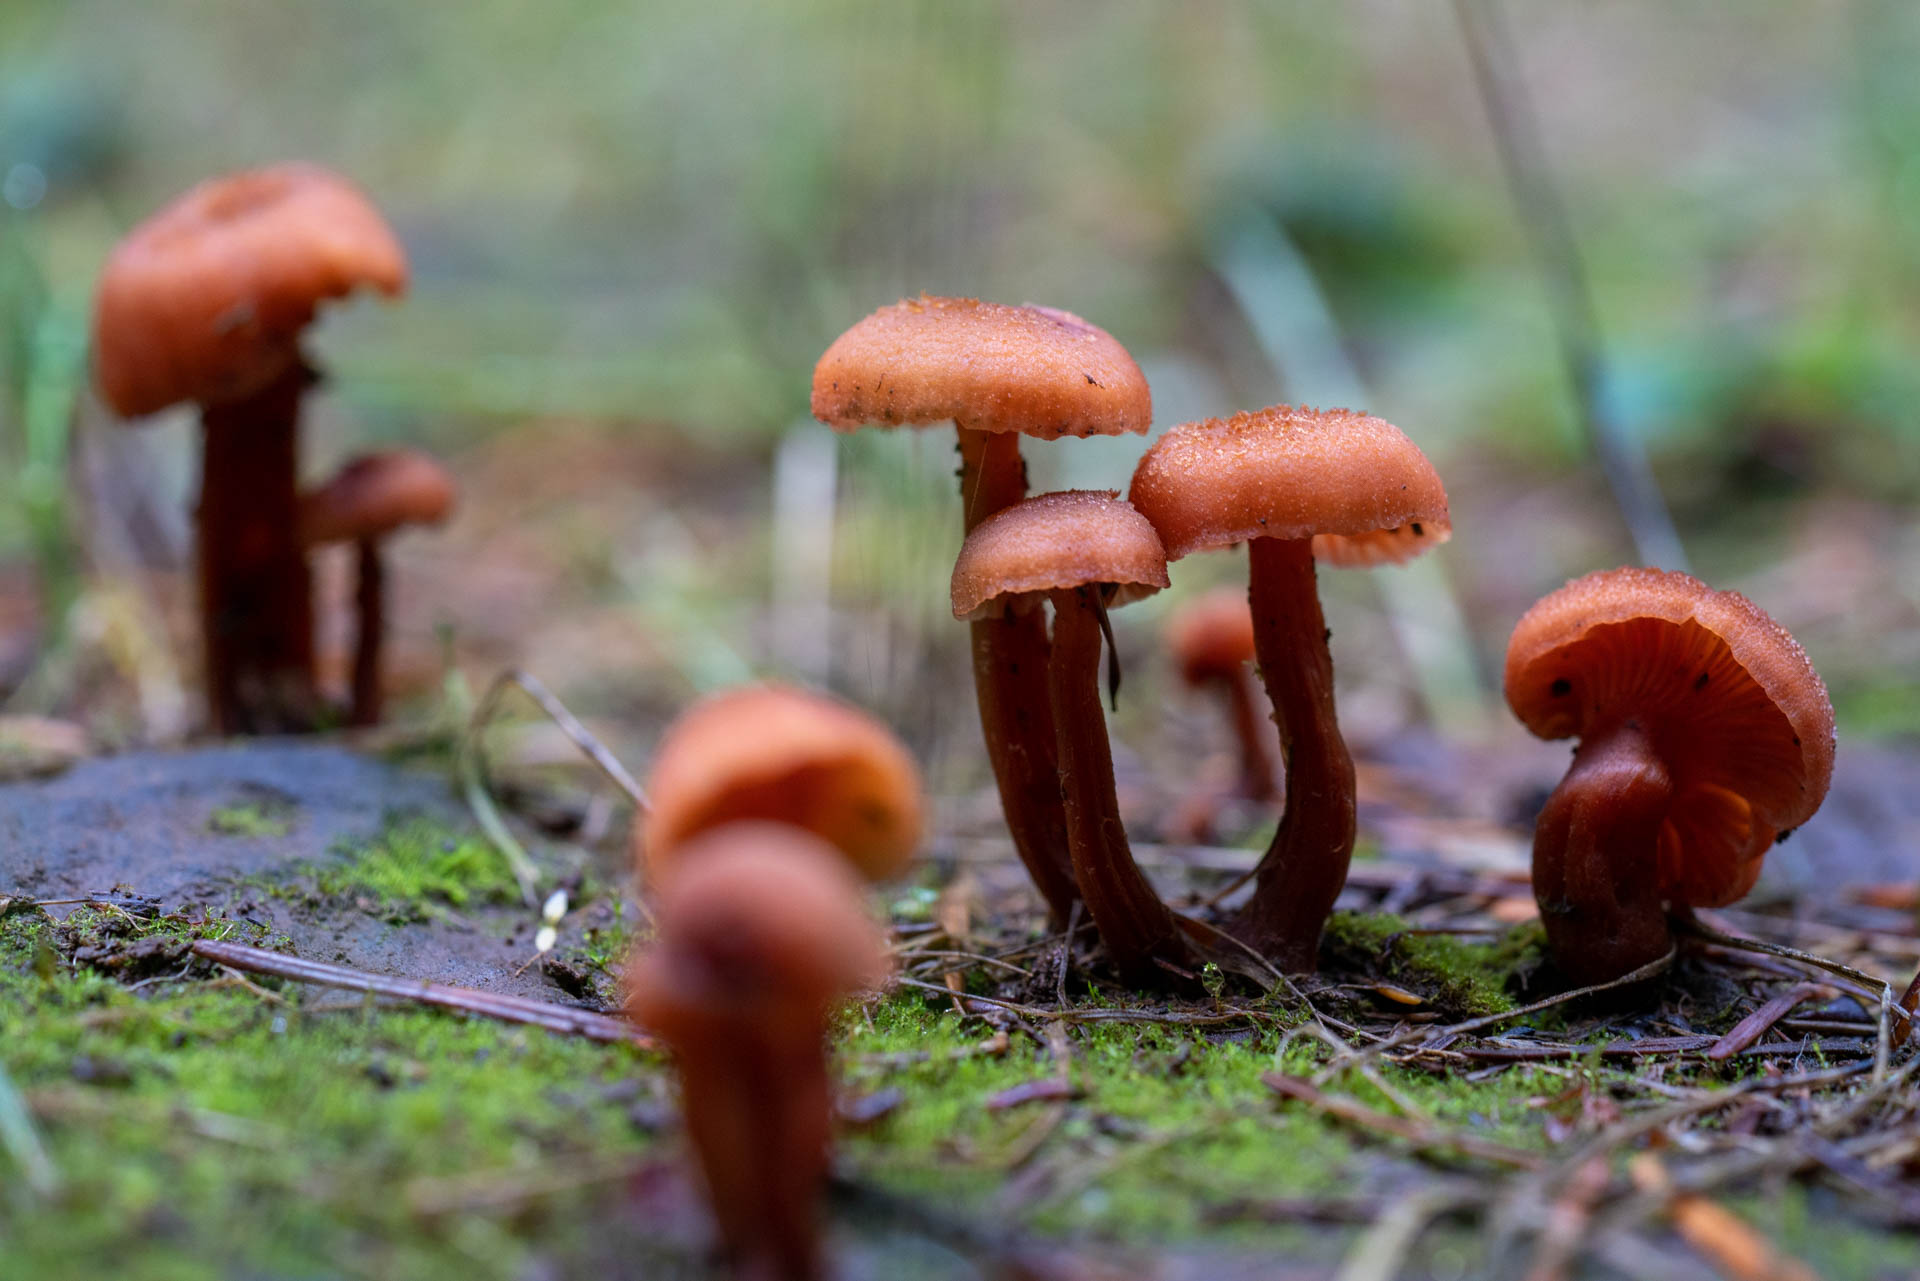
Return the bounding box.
[641,684,924,884]
[301,449,457,545]
[1167,587,1257,686]
[628,822,890,1042]
[811,295,1152,441]
[950,490,1169,621]
[93,165,408,418]
[1127,405,1450,565]
[1505,567,1836,907]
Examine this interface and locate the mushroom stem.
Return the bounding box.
[1049,585,1194,985]
[1215,665,1280,802]
[1229,536,1356,970]
[957,426,1078,926]
[350,537,384,727]
[197,359,316,735]
[1532,718,1675,987]
[679,1022,832,1281]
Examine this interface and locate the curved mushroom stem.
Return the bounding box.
[1229,536,1356,971]
[349,537,384,727]
[1532,719,1675,987]
[197,358,316,735]
[958,426,1078,926]
[1049,585,1195,986]
[1214,665,1280,803]
[678,1019,832,1281]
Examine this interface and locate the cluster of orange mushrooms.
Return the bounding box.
[89,167,1839,1280]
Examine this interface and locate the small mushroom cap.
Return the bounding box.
[1505,567,1836,906]
[1167,588,1257,686]
[811,295,1152,441]
[301,449,457,545]
[93,165,408,418]
[1128,405,1450,565]
[628,822,891,1042]
[641,684,924,884]
[950,490,1169,621]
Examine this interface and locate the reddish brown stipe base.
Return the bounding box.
[1532,718,1676,987]
[1050,586,1195,986]
[197,360,317,735]
[1229,536,1357,972]
[349,538,383,727]
[959,426,1078,926]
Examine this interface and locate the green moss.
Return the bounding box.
[297,820,519,918]
[205,802,295,839]
[0,907,659,1281]
[1321,911,1542,1016]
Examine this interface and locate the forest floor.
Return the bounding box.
[3,725,1919,1281]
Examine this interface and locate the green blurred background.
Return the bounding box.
[3,0,1918,758]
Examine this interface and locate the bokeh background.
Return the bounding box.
[3,0,1919,792]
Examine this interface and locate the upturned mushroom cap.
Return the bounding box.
[1505,567,1836,906]
[628,822,891,1040]
[641,684,924,884]
[93,165,408,418]
[1167,588,1257,686]
[1128,405,1450,566]
[301,449,457,545]
[811,296,1152,440]
[950,490,1169,620]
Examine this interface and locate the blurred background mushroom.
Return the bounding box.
[89,165,407,734]
[300,448,455,727]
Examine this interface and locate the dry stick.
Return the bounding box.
[888,975,1268,1029]
[1676,918,1910,1081]
[188,940,654,1049]
[1707,983,1828,1061]
[474,668,650,811]
[1338,947,1678,1075]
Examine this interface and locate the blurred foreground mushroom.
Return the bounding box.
[638,683,924,887]
[1505,568,1835,986]
[301,449,456,726]
[813,296,1151,926]
[91,165,407,733]
[1130,406,1450,971]
[629,823,890,1281]
[953,491,1197,985]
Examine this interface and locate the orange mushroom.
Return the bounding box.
[628,823,890,1281]
[1505,568,1835,985]
[1167,588,1277,805]
[952,491,1193,984]
[91,165,407,733]
[814,296,1152,926]
[301,450,456,726]
[638,684,924,886]
[1130,406,1450,970]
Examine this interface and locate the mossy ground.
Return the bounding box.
[2,828,1915,1280]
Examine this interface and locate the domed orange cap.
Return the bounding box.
[93,165,408,417]
[950,490,1168,620]
[1128,405,1450,565]
[1505,567,1836,907]
[629,823,890,1039]
[1166,588,1256,686]
[811,296,1152,441]
[641,684,924,884]
[301,450,456,545]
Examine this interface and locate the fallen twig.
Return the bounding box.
[1707,984,1827,1061]
[188,940,654,1049]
